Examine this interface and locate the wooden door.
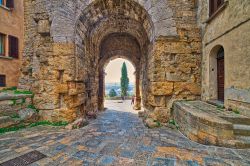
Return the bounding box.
[217,53,224,101]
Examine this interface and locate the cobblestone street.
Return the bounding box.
[0,100,250,166]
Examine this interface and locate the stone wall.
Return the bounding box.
[144,0,202,114]
[198,0,250,116]
[20,0,201,122]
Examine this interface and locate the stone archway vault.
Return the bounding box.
[98,33,142,111]
[73,0,152,115]
[20,0,202,122]
[99,56,140,111]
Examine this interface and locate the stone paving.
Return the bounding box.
[0,100,250,166]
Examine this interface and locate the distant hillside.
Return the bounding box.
[105,82,134,96]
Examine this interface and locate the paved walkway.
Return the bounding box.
[0,100,250,166]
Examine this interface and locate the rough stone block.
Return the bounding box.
[150,107,171,123]
[165,73,183,82]
[151,82,173,96]
[38,20,50,35]
[18,108,39,123]
[174,82,201,95]
[148,95,166,107]
[56,84,68,94]
[52,43,74,56]
[0,116,17,128]
[145,118,160,128]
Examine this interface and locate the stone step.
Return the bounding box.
[234,124,250,136]
[235,136,250,148]
[207,100,224,108]
[222,116,250,125]
[0,116,18,128]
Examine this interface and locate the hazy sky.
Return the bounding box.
[105,58,135,83]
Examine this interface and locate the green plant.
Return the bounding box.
[109,89,117,97]
[120,62,129,97]
[28,121,68,127]
[169,119,179,129]
[21,98,26,104]
[0,120,69,135]
[27,104,36,109]
[15,98,27,106]
[233,109,240,114]
[11,99,17,106]
[27,104,39,113]
[14,90,33,95]
[10,114,20,119]
[217,105,224,111]
[0,124,26,134]
[154,120,161,127]
[0,86,17,92]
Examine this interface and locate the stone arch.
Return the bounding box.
[75,0,154,41]
[20,0,201,122]
[98,56,138,110]
[97,33,142,110]
[50,0,177,43]
[99,33,141,67]
[101,56,137,73]
[71,0,157,112]
[76,0,177,38]
[209,45,225,101]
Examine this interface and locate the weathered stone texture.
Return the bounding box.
[20,0,201,122]
[144,1,202,112]
[0,93,33,117]
[173,101,250,148]
[198,0,250,115]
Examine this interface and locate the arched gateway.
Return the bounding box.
[19,0,201,122]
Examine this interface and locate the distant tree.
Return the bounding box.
[120,62,129,97]
[109,89,117,97]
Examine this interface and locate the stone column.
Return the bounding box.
[134,70,141,110]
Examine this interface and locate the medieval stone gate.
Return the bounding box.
[20,0,201,122]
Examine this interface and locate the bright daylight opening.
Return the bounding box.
[104,58,135,102]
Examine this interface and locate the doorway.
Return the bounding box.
[217,47,224,101]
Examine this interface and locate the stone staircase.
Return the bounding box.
[173,100,250,148]
[234,124,250,136]
[233,124,250,148]
[208,104,250,148]
[0,91,37,129]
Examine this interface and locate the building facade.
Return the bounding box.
[198,0,250,116]
[0,0,23,88]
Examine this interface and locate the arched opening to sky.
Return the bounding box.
[104,58,135,98]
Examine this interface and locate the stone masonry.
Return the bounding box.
[19,0,202,122]
[197,0,250,115]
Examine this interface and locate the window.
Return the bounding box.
[209,0,224,16]
[0,75,6,87]
[0,33,5,56]
[9,35,18,58]
[0,0,14,8]
[6,0,14,8]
